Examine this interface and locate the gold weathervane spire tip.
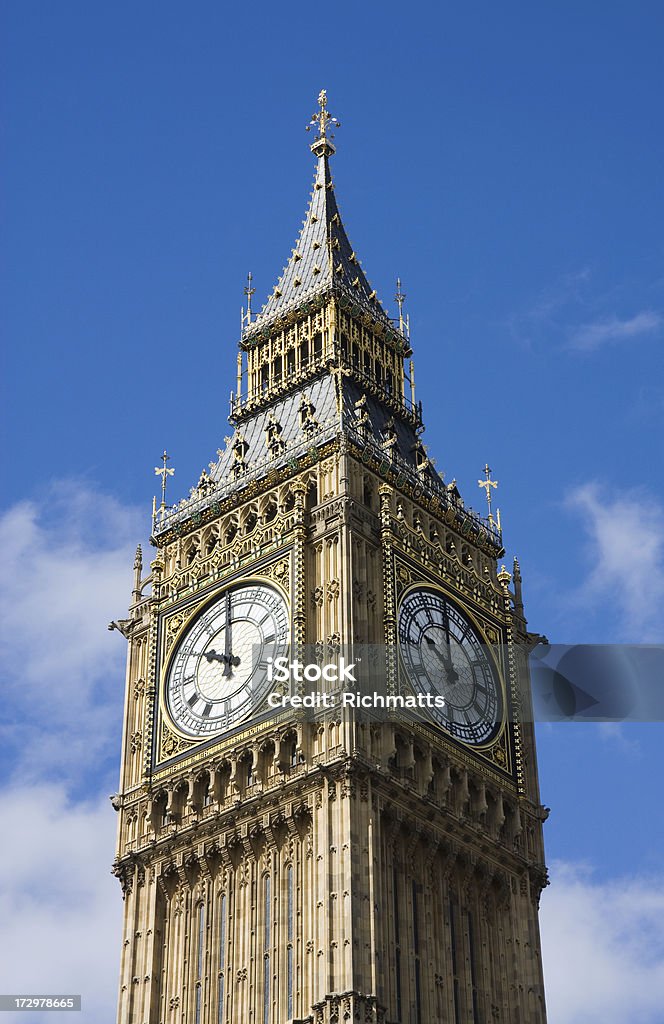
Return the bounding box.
[306,89,341,156]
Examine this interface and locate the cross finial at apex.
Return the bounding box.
[306,89,341,157]
[478,463,498,521]
[154,449,175,515]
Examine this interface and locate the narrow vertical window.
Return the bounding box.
[449,893,461,1024]
[467,910,480,1023]
[195,902,205,1024]
[393,867,402,1022]
[413,881,421,1024]
[217,893,226,1024]
[287,865,294,1018]
[263,875,271,1024]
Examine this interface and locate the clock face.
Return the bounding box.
[165,582,289,739]
[398,587,503,745]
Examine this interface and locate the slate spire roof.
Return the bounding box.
[245,91,390,336]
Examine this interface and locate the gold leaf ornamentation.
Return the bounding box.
[255,556,290,594]
[160,723,192,760]
[163,613,184,656]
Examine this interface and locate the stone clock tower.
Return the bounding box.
[112,92,548,1024]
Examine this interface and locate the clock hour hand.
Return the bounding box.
[203,649,241,669]
[424,635,459,685]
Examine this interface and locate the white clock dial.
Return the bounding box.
[165,582,289,739]
[398,587,503,745]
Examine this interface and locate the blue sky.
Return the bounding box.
[2,3,664,1021]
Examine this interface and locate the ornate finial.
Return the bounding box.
[154,450,175,519]
[132,545,143,601]
[306,89,340,156]
[243,271,255,324]
[395,277,406,334]
[478,463,498,522]
[497,564,512,586]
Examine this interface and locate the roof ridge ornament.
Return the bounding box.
[306,89,340,157]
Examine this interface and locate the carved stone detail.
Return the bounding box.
[160,722,192,759]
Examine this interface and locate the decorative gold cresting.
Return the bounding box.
[306,89,340,156]
[478,463,498,522]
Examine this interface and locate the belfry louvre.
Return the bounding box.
[112,91,548,1024]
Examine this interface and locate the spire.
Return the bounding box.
[245,90,390,337]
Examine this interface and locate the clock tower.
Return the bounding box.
[112,91,548,1024]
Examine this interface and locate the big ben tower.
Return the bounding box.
[112,92,549,1024]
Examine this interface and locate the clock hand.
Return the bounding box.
[222,591,237,677]
[424,635,459,685]
[203,649,241,668]
[442,603,459,684]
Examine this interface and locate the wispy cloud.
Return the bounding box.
[0,482,144,1020]
[508,267,663,356]
[507,267,592,348]
[568,310,662,352]
[0,481,145,782]
[541,862,664,1024]
[564,482,664,642]
[0,784,121,1022]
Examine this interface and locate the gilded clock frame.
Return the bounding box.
[152,554,292,771]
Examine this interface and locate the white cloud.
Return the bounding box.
[0,483,146,1020]
[541,862,664,1023]
[507,267,593,348]
[568,310,662,352]
[565,482,664,642]
[0,481,145,780]
[0,784,121,1023]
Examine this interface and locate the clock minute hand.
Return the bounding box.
[424,635,459,685]
[223,591,235,676]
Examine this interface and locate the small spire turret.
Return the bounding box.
[132,545,143,602]
[395,277,406,334]
[241,271,255,331]
[513,556,524,617]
